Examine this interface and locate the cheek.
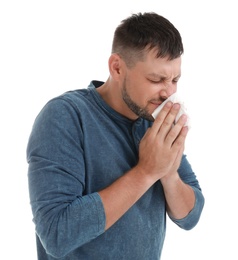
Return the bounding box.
[126,74,154,104]
[134,88,152,107]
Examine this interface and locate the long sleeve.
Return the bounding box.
[27,98,106,258]
[26,85,205,259]
[168,155,205,230]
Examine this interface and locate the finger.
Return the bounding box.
[151,101,173,134]
[173,126,188,151]
[165,114,188,146]
[172,127,188,168]
[158,103,181,138]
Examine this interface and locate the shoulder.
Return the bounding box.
[39,87,94,117]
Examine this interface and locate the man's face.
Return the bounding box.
[121,50,181,121]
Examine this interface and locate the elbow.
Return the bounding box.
[185,187,205,230]
[35,220,77,259]
[171,188,205,230]
[179,213,202,231]
[45,245,68,259]
[37,232,72,259]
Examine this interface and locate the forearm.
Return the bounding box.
[30,189,106,258]
[161,172,195,219]
[98,165,156,230]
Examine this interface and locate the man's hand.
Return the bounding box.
[137,101,189,181]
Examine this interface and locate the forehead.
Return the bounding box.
[136,50,182,78]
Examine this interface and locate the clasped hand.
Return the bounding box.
[137,101,189,182]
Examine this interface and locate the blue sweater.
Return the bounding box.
[27,80,205,260]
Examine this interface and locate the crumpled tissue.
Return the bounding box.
[152,93,191,129]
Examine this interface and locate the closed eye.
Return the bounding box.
[150,80,163,84]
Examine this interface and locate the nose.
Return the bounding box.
[159,82,177,99]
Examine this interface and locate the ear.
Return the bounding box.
[108,53,124,80]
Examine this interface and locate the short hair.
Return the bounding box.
[112,12,184,67]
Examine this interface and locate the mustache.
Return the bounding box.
[150,97,167,104]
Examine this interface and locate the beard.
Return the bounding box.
[122,80,155,122]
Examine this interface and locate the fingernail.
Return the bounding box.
[166,101,173,108]
[173,103,180,110]
[181,114,187,122]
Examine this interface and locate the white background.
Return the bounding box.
[1,0,237,259]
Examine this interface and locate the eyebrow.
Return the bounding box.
[147,73,181,80]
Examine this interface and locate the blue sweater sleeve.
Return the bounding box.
[168,155,205,230]
[27,98,106,258]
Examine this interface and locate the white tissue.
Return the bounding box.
[152,93,191,129]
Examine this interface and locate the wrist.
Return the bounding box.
[133,165,159,186]
[160,171,180,187]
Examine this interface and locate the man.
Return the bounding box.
[27,12,205,259]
